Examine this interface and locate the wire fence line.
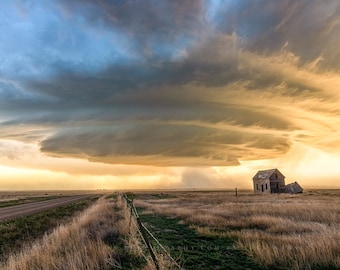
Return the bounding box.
[122,193,183,270]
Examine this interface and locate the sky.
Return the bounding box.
[0,0,340,190]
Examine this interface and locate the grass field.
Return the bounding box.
[138,209,263,269]
[0,196,99,262]
[0,193,158,270]
[133,189,340,270]
[0,190,339,269]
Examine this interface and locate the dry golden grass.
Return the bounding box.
[0,193,172,270]
[1,196,118,270]
[134,190,340,270]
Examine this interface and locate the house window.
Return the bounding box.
[266,183,268,190]
[256,184,258,190]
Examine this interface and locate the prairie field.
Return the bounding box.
[134,189,340,270]
[0,193,163,270]
[0,190,339,269]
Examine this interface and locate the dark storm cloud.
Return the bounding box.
[211,0,340,69]
[54,0,206,60]
[56,0,205,37]
[40,123,290,166]
[1,0,339,166]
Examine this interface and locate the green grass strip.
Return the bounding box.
[139,210,266,270]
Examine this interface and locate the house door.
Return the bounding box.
[261,185,264,192]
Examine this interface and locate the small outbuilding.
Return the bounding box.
[252,168,303,194]
[284,181,303,194]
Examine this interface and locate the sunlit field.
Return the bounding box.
[134,189,340,270]
[0,193,163,269]
[0,190,339,269]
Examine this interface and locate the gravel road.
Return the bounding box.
[0,195,93,222]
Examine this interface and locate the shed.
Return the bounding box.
[285,181,303,194]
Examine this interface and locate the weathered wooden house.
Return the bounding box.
[252,168,286,194]
[252,169,303,194]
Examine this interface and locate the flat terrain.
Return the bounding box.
[1,190,338,269]
[0,195,92,222]
[132,189,340,269]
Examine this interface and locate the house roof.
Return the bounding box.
[253,168,284,180]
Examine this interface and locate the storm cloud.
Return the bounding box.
[0,0,339,167]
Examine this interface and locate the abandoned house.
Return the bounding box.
[252,168,303,194]
[253,168,285,194]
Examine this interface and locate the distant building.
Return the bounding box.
[284,181,303,194]
[252,168,303,194]
[253,168,286,194]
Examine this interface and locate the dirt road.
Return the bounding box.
[0,195,93,222]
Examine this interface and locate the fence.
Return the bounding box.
[122,193,182,270]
